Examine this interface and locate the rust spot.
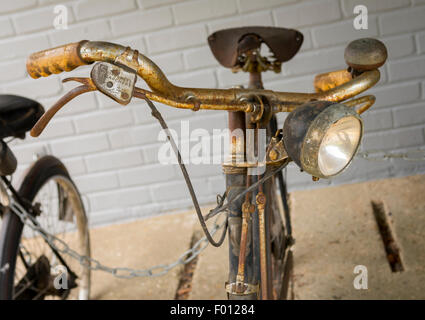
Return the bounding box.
[256,192,266,205]
[42,66,51,75]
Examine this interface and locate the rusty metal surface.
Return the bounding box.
[80,41,175,96]
[133,67,379,114]
[207,26,303,68]
[235,202,252,293]
[77,41,378,109]
[300,103,363,178]
[91,62,136,105]
[345,38,388,71]
[256,191,268,300]
[27,41,88,79]
[225,35,283,74]
[282,101,363,179]
[266,135,288,164]
[27,40,382,116]
[344,94,376,114]
[30,77,96,137]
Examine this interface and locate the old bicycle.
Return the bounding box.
[0,26,387,299]
[0,96,90,300]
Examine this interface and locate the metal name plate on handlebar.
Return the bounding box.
[91,62,136,105]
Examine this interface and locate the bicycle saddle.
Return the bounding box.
[207,26,303,68]
[0,95,44,139]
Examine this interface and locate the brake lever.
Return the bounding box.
[31,59,142,137]
[30,77,97,137]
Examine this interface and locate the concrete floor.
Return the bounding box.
[89,212,197,299]
[87,174,425,299]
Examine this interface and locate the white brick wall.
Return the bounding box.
[0,0,424,226]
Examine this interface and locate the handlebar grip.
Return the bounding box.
[26,40,89,79]
[314,69,352,93]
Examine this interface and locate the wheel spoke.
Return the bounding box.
[0,161,90,300]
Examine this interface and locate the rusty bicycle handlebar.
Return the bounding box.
[27,40,381,113]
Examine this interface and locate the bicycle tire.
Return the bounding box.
[266,116,293,300]
[265,174,293,299]
[0,155,90,300]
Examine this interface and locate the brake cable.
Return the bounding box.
[136,92,228,247]
[135,92,289,247]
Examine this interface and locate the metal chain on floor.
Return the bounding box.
[8,199,226,279]
[6,147,424,280]
[357,149,425,161]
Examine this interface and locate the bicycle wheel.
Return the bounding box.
[0,155,90,300]
[264,174,293,300]
[265,116,293,300]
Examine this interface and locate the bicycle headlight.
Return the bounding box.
[283,100,363,178]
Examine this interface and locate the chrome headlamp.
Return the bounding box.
[283,100,363,179]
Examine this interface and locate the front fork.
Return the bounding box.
[225,63,290,299]
[225,172,259,299]
[224,109,272,300]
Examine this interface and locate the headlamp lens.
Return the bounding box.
[318,116,362,176]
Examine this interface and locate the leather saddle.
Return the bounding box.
[208,26,304,68]
[0,95,44,139]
